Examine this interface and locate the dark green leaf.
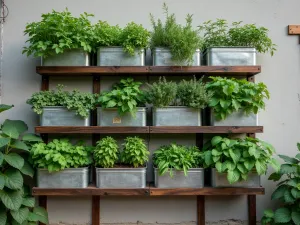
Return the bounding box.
[22,197,35,207]
[292,211,300,225]
[10,207,29,224]
[0,189,23,210]
[0,104,13,113]
[11,140,29,151]
[264,209,274,218]
[22,134,42,142]
[4,168,23,190]
[278,154,299,164]
[20,161,34,178]
[4,153,24,170]
[0,138,9,148]
[284,189,295,203]
[272,185,289,200]
[0,174,4,190]
[33,207,48,224]
[0,209,7,225]
[211,136,222,147]
[268,172,282,181]
[274,208,291,223]
[2,120,27,138]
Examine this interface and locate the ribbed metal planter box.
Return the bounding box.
[97,47,145,66]
[154,168,204,188]
[96,167,146,188]
[40,107,90,126]
[153,107,201,126]
[97,107,146,126]
[211,168,260,187]
[210,110,257,126]
[41,49,90,66]
[205,47,256,66]
[152,47,201,66]
[37,168,89,188]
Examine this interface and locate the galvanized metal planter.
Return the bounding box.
[211,168,260,187]
[153,107,201,126]
[96,167,147,188]
[41,49,90,66]
[210,110,257,126]
[204,47,256,66]
[37,168,89,188]
[40,107,90,126]
[97,47,145,66]
[97,107,146,126]
[154,168,204,188]
[152,47,201,66]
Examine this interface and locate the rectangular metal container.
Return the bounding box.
[96,167,146,188]
[37,168,89,188]
[40,107,90,126]
[210,110,257,126]
[211,168,261,187]
[152,47,201,66]
[41,49,90,66]
[154,168,204,188]
[97,107,146,126]
[97,47,145,66]
[153,107,201,126]
[204,47,256,66]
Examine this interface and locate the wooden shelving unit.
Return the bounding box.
[34,66,262,225]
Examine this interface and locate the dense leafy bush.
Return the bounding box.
[94,137,119,168]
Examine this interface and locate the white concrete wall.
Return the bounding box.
[2,0,300,224]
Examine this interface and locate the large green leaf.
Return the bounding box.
[284,189,295,203]
[4,153,24,170]
[0,104,13,113]
[22,197,35,207]
[244,160,255,171]
[255,160,267,175]
[0,174,4,190]
[264,209,274,218]
[211,136,222,147]
[291,188,300,199]
[274,208,291,223]
[223,160,236,171]
[28,207,48,224]
[0,189,23,210]
[2,120,27,136]
[11,140,29,151]
[227,169,240,184]
[4,168,23,190]
[269,158,280,172]
[292,211,300,225]
[20,161,34,178]
[215,162,223,173]
[11,207,29,224]
[272,185,289,200]
[278,154,299,164]
[0,209,7,225]
[268,172,282,181]
[280,164,297,174]
[229,149,241,164]
[0,153,3,167]
[0,138,9,149]
[204,151,213,166]
[22,134,42,142]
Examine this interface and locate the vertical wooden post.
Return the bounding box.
[197,196,205,225]
[92,196,100,225]
[41,75,49,91]
[39,196,47,225]
[248,195,256,225]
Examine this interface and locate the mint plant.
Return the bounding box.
[23,9,94,58]
[203,136,279,184]
[0,104,48,225]
[93,21,122,48]
[94,137,119,168]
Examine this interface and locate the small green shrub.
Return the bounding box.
[94,137,119,168]
[93,21,122,47]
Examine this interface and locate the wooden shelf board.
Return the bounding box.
[36,66,261,76]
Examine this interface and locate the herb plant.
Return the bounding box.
[94,137,119,168]
[203,136,279,184]
[153,143,204,177]
[120,137,149,168]
[98,78,146,117]
[23,9,94,58]
[150,3,202,65]
[0,104,48,225]
[30,139,93,172]
[206,77,270,120]
[27,84,97,118]
[93,21,122,48]
[261,143,300,225]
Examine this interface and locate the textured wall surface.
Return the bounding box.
[1,0,300,224]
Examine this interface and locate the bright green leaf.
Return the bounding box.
[22,197,35,207]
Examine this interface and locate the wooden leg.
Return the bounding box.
[197,196,205,225]
[92,196,100,225]
[248,195,256,225]
[38,196,47,225]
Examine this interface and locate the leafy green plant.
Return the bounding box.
[120,137,149,168]
[94,137,119,168]
[203,136,279,184]
[30,139,93,172]
[27,84,97,118]
[93,21,122,48]
[206,77,270,120]
[150,3,202,65]
[98,78,146,117]
[23,9,94,58]
[199,19,276,55]
[0,104,48,225]
[261,144,300,225]
[153,143,204,177]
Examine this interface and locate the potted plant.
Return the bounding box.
[261,144,300,225]
[0,104,48,225]
[150,3,202,66]
[30,138,93,188]
[153,143,204,188]
[205,77,270,126]
[27,84,97,126]
[146,76,211,126]
[199,19,276,65]
[97,78,147,126]
[202,136,279,187]
[95,136,149,188]
[94,21,150,66]
[23,9,94,66]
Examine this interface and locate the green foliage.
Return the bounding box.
[93,21,122,47]
[261,144,300,225]
[98,78,146,117]
[153,143,204,177]
[199,19,276,55]
[203,136,279,184]
[27,84,97,118]
[94,137,119,168]
[0,105,48,225]
[150,3,202,65]
[30,139,93,172]
[23,9,94,58]
[206,77,270,120]
[120,137,149,168]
